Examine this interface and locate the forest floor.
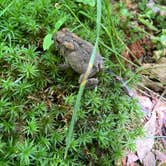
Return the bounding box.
[0,0,165,165]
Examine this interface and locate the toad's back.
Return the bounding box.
[54,28,104,75]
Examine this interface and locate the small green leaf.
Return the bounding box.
[121,9,129,17]
[53,16,68,33]
[138,17,158,31]
[43,34,54,51]
[160,35,166,46]
[162,29,166,34]
[43,16,67,51]
[76,0,96,7]
[79,11,93,20]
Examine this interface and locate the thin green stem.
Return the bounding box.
[64,0,102,159]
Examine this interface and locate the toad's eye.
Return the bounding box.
[56,38,62,44]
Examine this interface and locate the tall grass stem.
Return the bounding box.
[64,0,102,159]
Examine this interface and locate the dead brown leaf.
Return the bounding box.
[123,39,145,61]
[155,99,166,148]
[127,152,139,165]
[122,93,165,165]
[141,76,165,92]
[142,151,156,166]
[136,92,154,111]
[121,0,138,13]
[153,49,166,61]
[121,0,132,9]
[141,63,166,84]
[156,101,166,133]
[155,150,166,166]
[136,111,156,162]
[141,58,166,92]
[147,0,160,13]
[147,1,166,17]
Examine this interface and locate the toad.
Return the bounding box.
[54,28,104,87]
[53,29,150,116]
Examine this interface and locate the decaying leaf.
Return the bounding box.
[141,76,165,92]
[156,100,166,130]
[121,0,132,9]
[136,112,156,162]
[136,92,153,111]
[153,49,166,61]
[140,58,166,92]
[141,62,166,84]
[123,39,145,61]
[127,152,139,165]
[156,100,166,148]
[147,0,160,13]
[147,0,166,17]
[142,151,156,166]
[155,150,166,165]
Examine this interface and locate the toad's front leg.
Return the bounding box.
[58,63,70,70]
[79,73,99,88]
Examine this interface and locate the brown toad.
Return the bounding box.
[54,28,104,87]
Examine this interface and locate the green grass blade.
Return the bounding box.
[104,0,126,71]
[64,3,88,31]
[0,0,15,17]
[64,0,102,159]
